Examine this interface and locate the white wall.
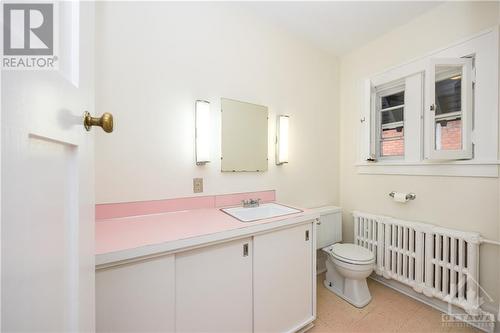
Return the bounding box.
[94,2,339,208]
[339,2,500,312]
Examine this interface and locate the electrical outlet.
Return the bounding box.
[193,178,203,193]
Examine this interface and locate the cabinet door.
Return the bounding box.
[96,254,175,332]
[176,238,253,333]
[254,223,314,333]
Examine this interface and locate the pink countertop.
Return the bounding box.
[96,205,318,262]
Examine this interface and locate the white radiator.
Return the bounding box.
[353,211,481,315]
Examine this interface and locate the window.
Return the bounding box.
[377,88,405,158]
[358,29,498,177]
[427,58,473,160]
[435,70,462,150]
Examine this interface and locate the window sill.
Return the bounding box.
[355,160,499,177]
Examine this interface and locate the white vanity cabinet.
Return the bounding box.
[96,254,175,332]
[254,223,314,333]
[175,238,253,333]
[96,219,316,333]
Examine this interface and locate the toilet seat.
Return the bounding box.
[326,243,375,265]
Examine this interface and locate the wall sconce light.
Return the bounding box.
[195,100,210,165]
[276,115,289,165]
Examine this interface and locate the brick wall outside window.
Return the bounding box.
[438,119,462,150]
[380,120,462,157]
[381,128,404,156]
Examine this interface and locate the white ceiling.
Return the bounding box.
[239,1,442,56]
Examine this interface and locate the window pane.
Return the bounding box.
[378,89,405,158]
[381,127,404,156]
[436,67,462,115]
[434,65,463,150]
[381,107,404,157]
[381,91,404,109]
[381,107,404,125]
[435,118,462,151]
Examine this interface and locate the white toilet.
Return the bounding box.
[323,243,375,308]
[314,206,375,308]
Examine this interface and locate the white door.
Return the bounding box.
[254,223,314,333]
[175,238,253,333]
[2,2,99,331]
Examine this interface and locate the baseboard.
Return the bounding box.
[369,275,498,333]
[295,322,314,333]
[287,316,315,333]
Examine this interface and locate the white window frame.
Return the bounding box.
[426,57,473,160]
[365,73,424,164]
[357,28,498,177]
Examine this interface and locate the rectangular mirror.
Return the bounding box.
[221,98,268,172]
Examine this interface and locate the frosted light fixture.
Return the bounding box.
[195,100,210,165]
[276,115,289,165]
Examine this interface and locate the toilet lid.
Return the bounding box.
[328,243,375,264]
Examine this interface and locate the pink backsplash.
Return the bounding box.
[96,190,276,220]
[214,190,276,208]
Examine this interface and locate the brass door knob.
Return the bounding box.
[83,111,113,133]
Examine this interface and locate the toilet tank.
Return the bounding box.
[314,206,342,249]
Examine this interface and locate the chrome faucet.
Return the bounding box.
[242,198,261,208]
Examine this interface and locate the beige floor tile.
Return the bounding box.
[350,310,405,332]
[313,274,481,333]
[308,319,332,333]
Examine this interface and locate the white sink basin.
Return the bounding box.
[221,203,302,222]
